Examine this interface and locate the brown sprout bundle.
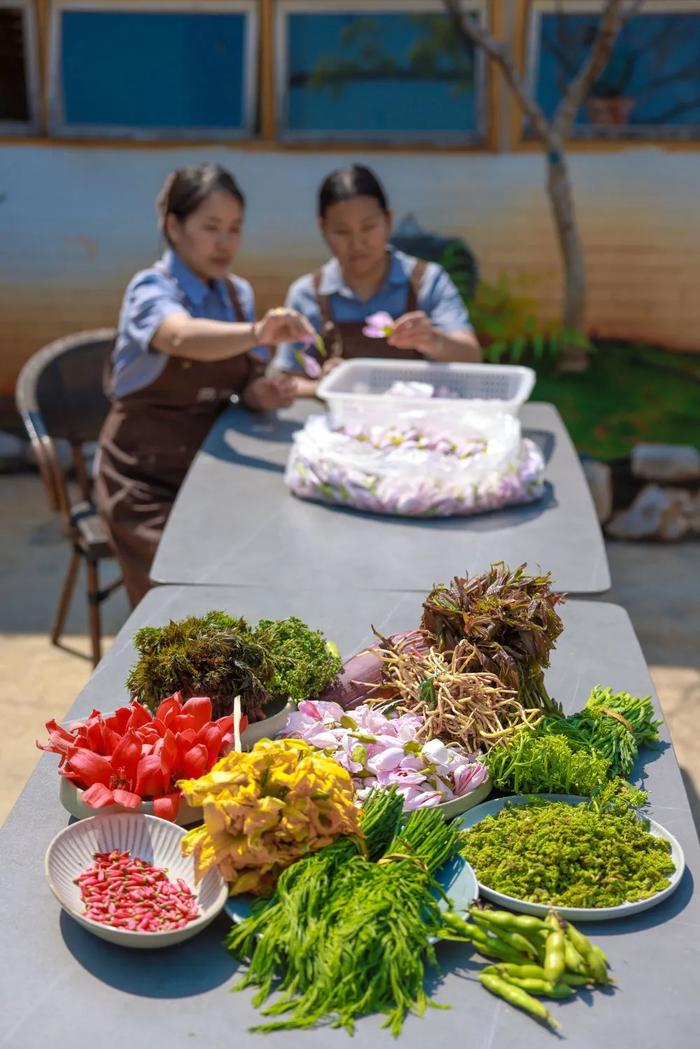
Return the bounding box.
[421,562,565,714]
[370,640,542,753]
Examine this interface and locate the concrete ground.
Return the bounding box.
[1,472,698,833]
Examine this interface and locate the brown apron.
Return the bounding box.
[313,257,427,361]
[96,281,263,606]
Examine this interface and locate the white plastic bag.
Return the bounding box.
[285,409,545,518]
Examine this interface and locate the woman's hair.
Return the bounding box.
[318,164,389,219]
[157,164,245,243]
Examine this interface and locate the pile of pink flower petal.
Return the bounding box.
[285,414,545,518]
[339,421,487,460]
[38,694,240,821]
[281,700,488,810]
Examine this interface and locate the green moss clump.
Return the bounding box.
[126,612,273,719]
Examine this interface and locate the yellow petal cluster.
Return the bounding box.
[179,737,361,895]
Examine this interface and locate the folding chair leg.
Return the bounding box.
[51,549,81,647]
[86,560,102,667]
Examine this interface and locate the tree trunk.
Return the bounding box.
[546,150,588,368]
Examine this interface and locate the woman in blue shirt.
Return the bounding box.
[273,164,481,395]
[96,163,313,605]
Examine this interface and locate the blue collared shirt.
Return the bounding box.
[110,249,262,398]
[272,248,471,372]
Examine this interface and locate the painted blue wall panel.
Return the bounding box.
[536,12,700,128]
[286,13,477,134]
[61,11,246,128]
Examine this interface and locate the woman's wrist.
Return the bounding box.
[425,327,444,358]
[247,320,262,349]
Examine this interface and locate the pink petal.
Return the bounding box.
[294,351,322,378]
[181,696,213,730]
[366,311,394,329]
[152,794,180,822]
[65,749,113,787]
[134,754,167,797]
[112,788,142,809]
[80,782,116,808]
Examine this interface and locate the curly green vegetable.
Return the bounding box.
[461,794,676,908]
[252,616,341,702]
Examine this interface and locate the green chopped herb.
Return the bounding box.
[485,728,612,795]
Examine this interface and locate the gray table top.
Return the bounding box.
[2,585,697,1049]
[151,401,611,594]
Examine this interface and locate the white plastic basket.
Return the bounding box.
[316,359,535,427]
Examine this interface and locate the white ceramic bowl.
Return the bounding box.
[45,812,228,948]
[240,697,296,748]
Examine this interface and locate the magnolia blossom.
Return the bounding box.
[287,441,544,519]
[281,700,488,810]
[294,350,322,378]
[363,311,396,338]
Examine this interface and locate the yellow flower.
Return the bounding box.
[179,738,360,893]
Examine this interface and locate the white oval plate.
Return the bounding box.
[458,794,685,921]
[224,851,479,935]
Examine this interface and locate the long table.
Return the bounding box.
[2,585,697,1049]
[150,401,611,594]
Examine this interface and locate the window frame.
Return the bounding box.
[525,0,700,143]
[0,0,42,135]
[47,0,259,140]
[274,0,489,145]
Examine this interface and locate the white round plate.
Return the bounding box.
[458,794,685,921]
[224,851,479,936]
[45,812,228,948]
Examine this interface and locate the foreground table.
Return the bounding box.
[151,401,610,594]
[2,585,697,1048]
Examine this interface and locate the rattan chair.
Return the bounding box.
[15,329,123,665]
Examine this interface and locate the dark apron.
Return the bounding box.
[313,257,427,360]
[96,280,263,606]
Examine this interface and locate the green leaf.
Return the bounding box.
[510,336,527,361]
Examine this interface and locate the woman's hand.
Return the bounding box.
[321,356,344,376]
[387,311,440,356]
[242,373,298,412]
[255,308,316,347]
